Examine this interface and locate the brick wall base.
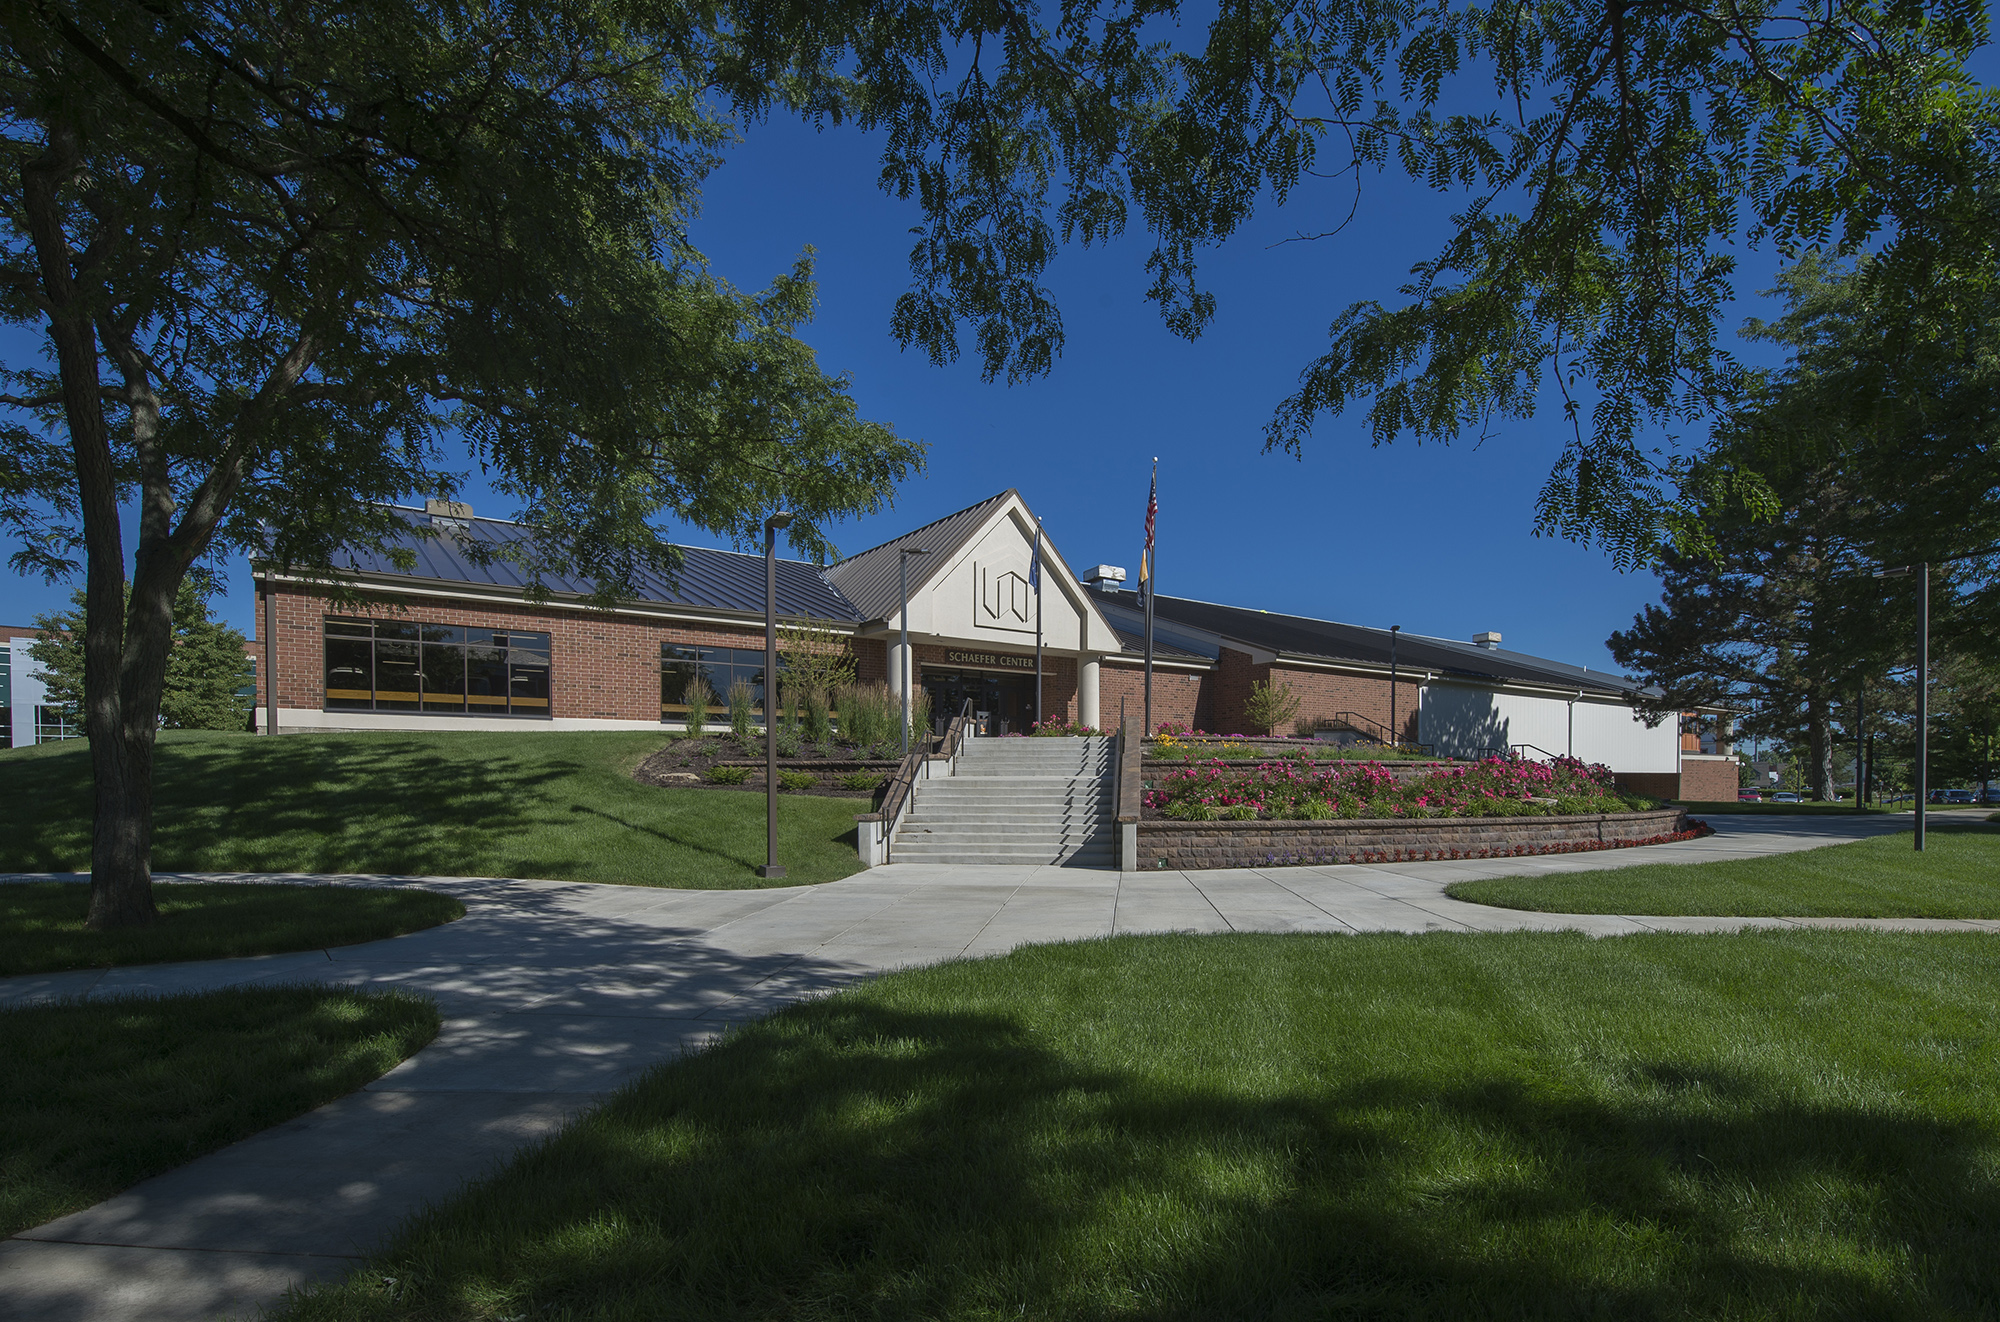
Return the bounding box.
[1677,757,1741,802]
[1615,772,1682,801]
[1135,808,1691,871]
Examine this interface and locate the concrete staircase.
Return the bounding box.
[891,736,1116,866]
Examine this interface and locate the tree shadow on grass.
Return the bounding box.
[329,1000,2000,1321]
[0,735,588,877]
[564,803,759,874]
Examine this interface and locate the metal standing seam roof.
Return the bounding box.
[1088,587,1654,699]
[824,490,1016,623]
[321,507,861,621]
[1107,626,1212,663]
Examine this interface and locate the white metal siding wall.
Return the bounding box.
[7,639,47,711]
[1418,683,1678,773]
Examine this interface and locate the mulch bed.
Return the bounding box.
[632,737,913,800]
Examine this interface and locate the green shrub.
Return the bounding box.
[1222,804,1258,821]
[837,771,885,792]
[684,679,714,737]
[777,769,817,791]
[908,691,932,746]
[705,765,752,785]
[1292,716,1320,739]
[1243,680,1301,736]
[776,725,802,758]
[727,679,756,742]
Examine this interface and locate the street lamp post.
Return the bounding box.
[1875,561,1929,852]
[899,546,930,758]
[1387,625,1401,747]
[759,510,793,879]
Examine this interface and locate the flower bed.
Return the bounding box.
[1135,810,1705,871]
[1145,754,1647,821]
[1147,731,1436,762]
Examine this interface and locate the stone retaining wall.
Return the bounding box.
[1134,807,1692,871]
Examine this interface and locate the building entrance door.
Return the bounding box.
[920,667,1037,734]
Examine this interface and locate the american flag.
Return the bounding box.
[1140,463,1156,599]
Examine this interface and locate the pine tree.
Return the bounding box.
[30,580,252,733]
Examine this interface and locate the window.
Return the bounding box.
[661,644,769,720]
[326,617,550,717]
[34,706,81,743]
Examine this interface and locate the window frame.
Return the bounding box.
[323,617,553,719]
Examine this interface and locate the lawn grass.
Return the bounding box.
[1676,799,1893,814]
[0,730,866,888]
[3,984,438,1237]
[0,882,464,977]
[1446,822,2000,917]
[276,930,2000,1321]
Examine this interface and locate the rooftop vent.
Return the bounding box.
[1472,631,1502,650]
[425,498,473,529]
[1087,565,1127,587]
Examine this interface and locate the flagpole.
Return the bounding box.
[1143,458,1156,739]
[1033,518,1044,728]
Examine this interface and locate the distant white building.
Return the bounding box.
[0,628,78,748]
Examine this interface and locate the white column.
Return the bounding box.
[1078,653,1101,729]
[887,640,909,704]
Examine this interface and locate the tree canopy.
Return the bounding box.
[702,0,2000,562]
[0,0,922,925]
[1609,258,2000,797]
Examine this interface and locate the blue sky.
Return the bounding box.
[0,56,1901,670]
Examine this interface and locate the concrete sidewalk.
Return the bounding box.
[2,812,1986,1321]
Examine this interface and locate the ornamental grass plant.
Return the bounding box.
[727,679,757,742]
[1149,754,1647,821]
[682,680,713,738]
[835,683,895,749]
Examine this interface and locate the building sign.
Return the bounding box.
[943,649,1037,671]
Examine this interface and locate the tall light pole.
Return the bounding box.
[899,546,930,757]
[759,510,793,879]
[1875,561,1928,851]
[1387,624,1401,746]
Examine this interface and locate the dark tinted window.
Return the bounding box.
[661,643,771,720]
[324,618,551,718]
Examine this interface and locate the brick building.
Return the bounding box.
[251,488,1736,798]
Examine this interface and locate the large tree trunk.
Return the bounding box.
[22,123,163,928]
[85,695,159,928]
[1805,694,1834,803]
[83,568,178,929]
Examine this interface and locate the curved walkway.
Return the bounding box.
[3,813,1988,1321]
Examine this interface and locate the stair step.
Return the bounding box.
[896,852,1128,860]
[901,833,1109,841]
[885,737,1118,865]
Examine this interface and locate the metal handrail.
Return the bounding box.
[1314,711,1400,743]
[1510,742,1565,762]
[1311,711,1434,755]
[1112,697,1125,832]
[868,698,974,862]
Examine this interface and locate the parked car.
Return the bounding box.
[1771,791,1802,803]
[1943,789,1976,805]
[1737,789,1763,802]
